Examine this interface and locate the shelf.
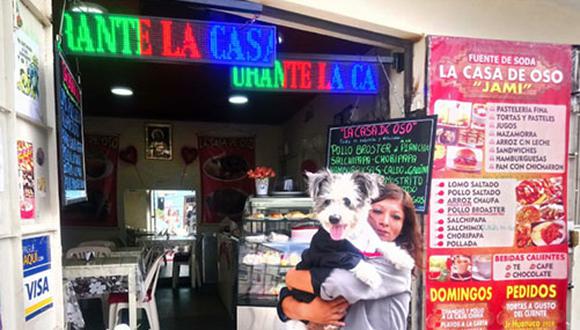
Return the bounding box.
[237,296,278,307]
[21,223,59,236]
[246,196,313,209]
[239,195,315,308]
[16,112,53,130]
[0,233,19,240]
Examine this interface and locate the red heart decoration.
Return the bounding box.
[119,146,138,165]
[181,146,198,165]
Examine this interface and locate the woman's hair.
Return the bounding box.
[372,183,424,272]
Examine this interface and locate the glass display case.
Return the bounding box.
[237,196,317,306]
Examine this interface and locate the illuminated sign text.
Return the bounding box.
[62,12,276,67]
[231,59,379,94]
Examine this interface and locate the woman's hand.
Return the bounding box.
[307,297,348,326]
[285,269,314,293]
[282,296,348,327]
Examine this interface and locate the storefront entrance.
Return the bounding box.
[50,1,416,329]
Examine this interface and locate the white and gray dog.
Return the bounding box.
[305,169,415,288]
[285,170,414,330]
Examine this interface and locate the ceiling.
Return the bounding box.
[54,0,376,124]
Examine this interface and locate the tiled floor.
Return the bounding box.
[82,282,234,329]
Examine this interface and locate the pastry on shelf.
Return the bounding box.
[268,212,284,220]
[285,211,307,219]
[247,213,265,220]
[242,253,264,265]
[264,252,282,265]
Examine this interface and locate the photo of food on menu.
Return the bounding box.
[514,177,565,248]
[433,100,486,174]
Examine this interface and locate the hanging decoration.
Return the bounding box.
[119,145,137,165]
[181,146,198,165]
[119,145,145,186]
[180,146,198,185]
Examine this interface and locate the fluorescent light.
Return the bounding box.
[70,1,107,14]
[111,86,133,96]
[229,95,248,105]
[277,32,284,44]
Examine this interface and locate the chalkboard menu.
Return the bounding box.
[56,51,87,205]
[326,117,437,213]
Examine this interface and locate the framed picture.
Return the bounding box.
[145,123,172,160]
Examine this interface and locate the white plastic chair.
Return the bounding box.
[171,248,201,289]
[172,249,191,289]
[65,246,112,259]
[142,247,165,271]
[108,253,165,330]
[78,240,117,249]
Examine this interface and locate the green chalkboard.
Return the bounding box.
[326,116,437,213]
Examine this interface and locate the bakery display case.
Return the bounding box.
[237,196,317,307]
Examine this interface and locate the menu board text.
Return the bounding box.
[326,117,436,213]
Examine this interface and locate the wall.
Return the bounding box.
[260,0,580,44]
[61,117,283,249]
[0,0,63,328]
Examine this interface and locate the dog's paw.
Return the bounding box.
[352,261,382,289]
[379,242,415,270]
[286,320,308,330]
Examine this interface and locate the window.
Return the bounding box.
[149,190,196,235]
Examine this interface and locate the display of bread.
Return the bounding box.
[248,213,265,220]
[268,212,284,220]
[242,251,282,265]
[285,211,307,219]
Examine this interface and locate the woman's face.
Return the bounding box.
[368,198,404,242]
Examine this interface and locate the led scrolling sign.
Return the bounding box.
[231,59,379,94]
[62,12,276,66]
[62,12,379,94]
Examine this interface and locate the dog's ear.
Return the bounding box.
[351,172,382,200]
[306,170,331,198]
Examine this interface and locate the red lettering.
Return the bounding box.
[139,19,152,56]
[317,62,331,90]
[181,23,201,59]
[341,127,354,139]
[300,62,312,89]
[283,61,299,89]
[379,124,390,135]
[61,61,81,102]
[160,20,180,57]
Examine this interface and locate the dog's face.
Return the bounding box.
[306,170,381,241]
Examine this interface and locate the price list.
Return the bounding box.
[326,117,437,212]
[57,53,87,204]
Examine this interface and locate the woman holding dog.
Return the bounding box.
[278,182,423,329]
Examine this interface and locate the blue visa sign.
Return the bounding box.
[22,236,52,321]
